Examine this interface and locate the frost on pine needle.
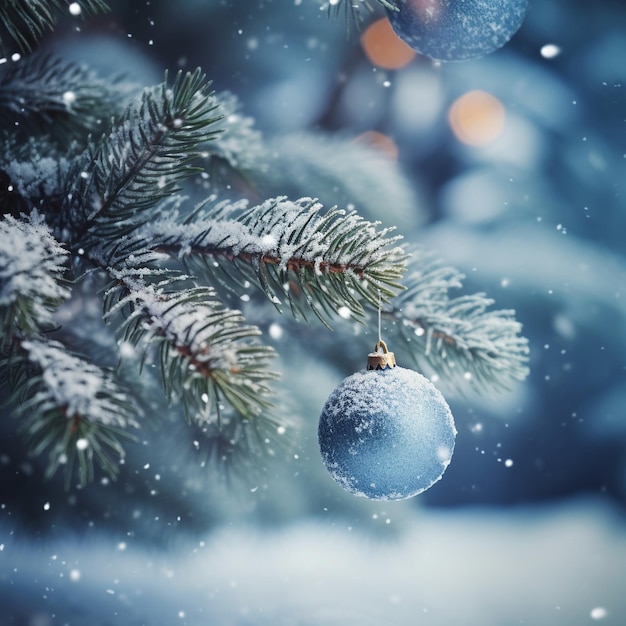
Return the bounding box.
[392,259,530,390]
[322,0,394,29]
[104,270,277,422]
[62,68,221,243]
[0,212,69,339]
[204,91,267,173]
[4,155,70,200]
[264,132,424,230]
[0,53,131,137]
[7,338,138,485]
[143,195,408,326]
[21,339,133,429]
[108,273,240,372]
[0,0,109,55]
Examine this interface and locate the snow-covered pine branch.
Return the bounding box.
[62,68,221,243]
[0,135,77,218]
[391,259,530,390]
[0,54,130,139]
[322,0,396,25]
[0,212,69,344]
[141,195,408,327]
[261,132,424,230]
[202,90,267,176]
[0,0,109,55]
[3,337,137,486]
[103,267,278,422]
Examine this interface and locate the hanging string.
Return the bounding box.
[369,289,396,369]
[377,289,382,347]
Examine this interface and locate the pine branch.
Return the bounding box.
[380,0,398,10]
[0,54,131,139]
[0,212,69,345]
[325,0,371,27]
[141,195,408,327]
[0,0,109,56]
[202,90,267,177]
[1,337,137,486]
[323,0,397,27]
[390,259,530,390]
[62,68,222,243]
[103,266,278,422]
[191,409,294,479]
[0,134,79,218]
[261,132,424,230]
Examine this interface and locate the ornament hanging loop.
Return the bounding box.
[367,340,396,371]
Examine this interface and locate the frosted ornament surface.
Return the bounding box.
[318,366,456,500]
[386,0,529,62]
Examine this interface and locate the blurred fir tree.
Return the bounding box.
[0,0,528,489]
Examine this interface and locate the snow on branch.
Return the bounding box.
[0,54,130,138]
[0,0,109,55]
[1,136,75,216]
[104,268,278,422]
[63,68,222,242]
[202,90,267,174]
[391,259,530,390]
[21,339,133,428]
[0,212,69,342]
[263,132,424,231]
[144,196,408,327]
[322,0,396,26]
[5,337,137,485]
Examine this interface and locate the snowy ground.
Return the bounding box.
[2,498,624,626]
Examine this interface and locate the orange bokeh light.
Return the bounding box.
[354,130,399,161]
[448,90,506,146]
[361,18,416,70]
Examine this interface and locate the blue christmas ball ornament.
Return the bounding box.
[318,341,456,500]
[385,0,529,62]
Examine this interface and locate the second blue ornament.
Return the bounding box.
[385,0,529,62]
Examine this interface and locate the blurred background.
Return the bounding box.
[1,1,626,624]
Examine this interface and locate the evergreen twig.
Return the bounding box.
[141,195,408,327]
[63,68,222,243]
[0,212,69,344]
[390,259,530,390]
[0,53,130,139]
[0,0,109,55]
[324,0,397,27]
[103,267,278,422]
[2,337,137,487]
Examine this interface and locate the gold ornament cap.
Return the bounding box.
[367,340,396,370]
